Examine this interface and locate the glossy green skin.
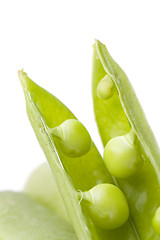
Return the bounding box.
[84,184,129,230]
[52,119,91,157]
[0,191,76,240]
[152,207,160,235]
[19,70,138,240]
[92,40,160,239]
[103,135,143,178]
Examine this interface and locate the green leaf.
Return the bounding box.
[19,70,138,240]
[92,40,160,239]
[0,191,77,240]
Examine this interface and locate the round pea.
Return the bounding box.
[51,119,91,157]
[97,75,114,100]
[152,207,160,235]
[103,134,143,178]
[83,183,129,229]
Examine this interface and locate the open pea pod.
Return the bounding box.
[0,191,76,240]
[92,40,160,239]
[19,70,138,240]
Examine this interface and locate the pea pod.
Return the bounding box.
[19,70,138,240]
[92,40,160,239]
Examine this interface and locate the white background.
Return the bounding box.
[0,0,160,191]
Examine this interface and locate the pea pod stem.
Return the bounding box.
[77,190,92,203]
[50,126,63,140]
[125,129,135,145]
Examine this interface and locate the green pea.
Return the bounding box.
[103,130,143,178]
[82,183,129,229]
[50,119,92,157]
[97,75,114,100]
[152,207,160,235]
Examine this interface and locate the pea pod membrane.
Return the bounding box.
[19,70,138,240]
[92,40,160,239]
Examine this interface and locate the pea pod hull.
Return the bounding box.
[92,40,160,240]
